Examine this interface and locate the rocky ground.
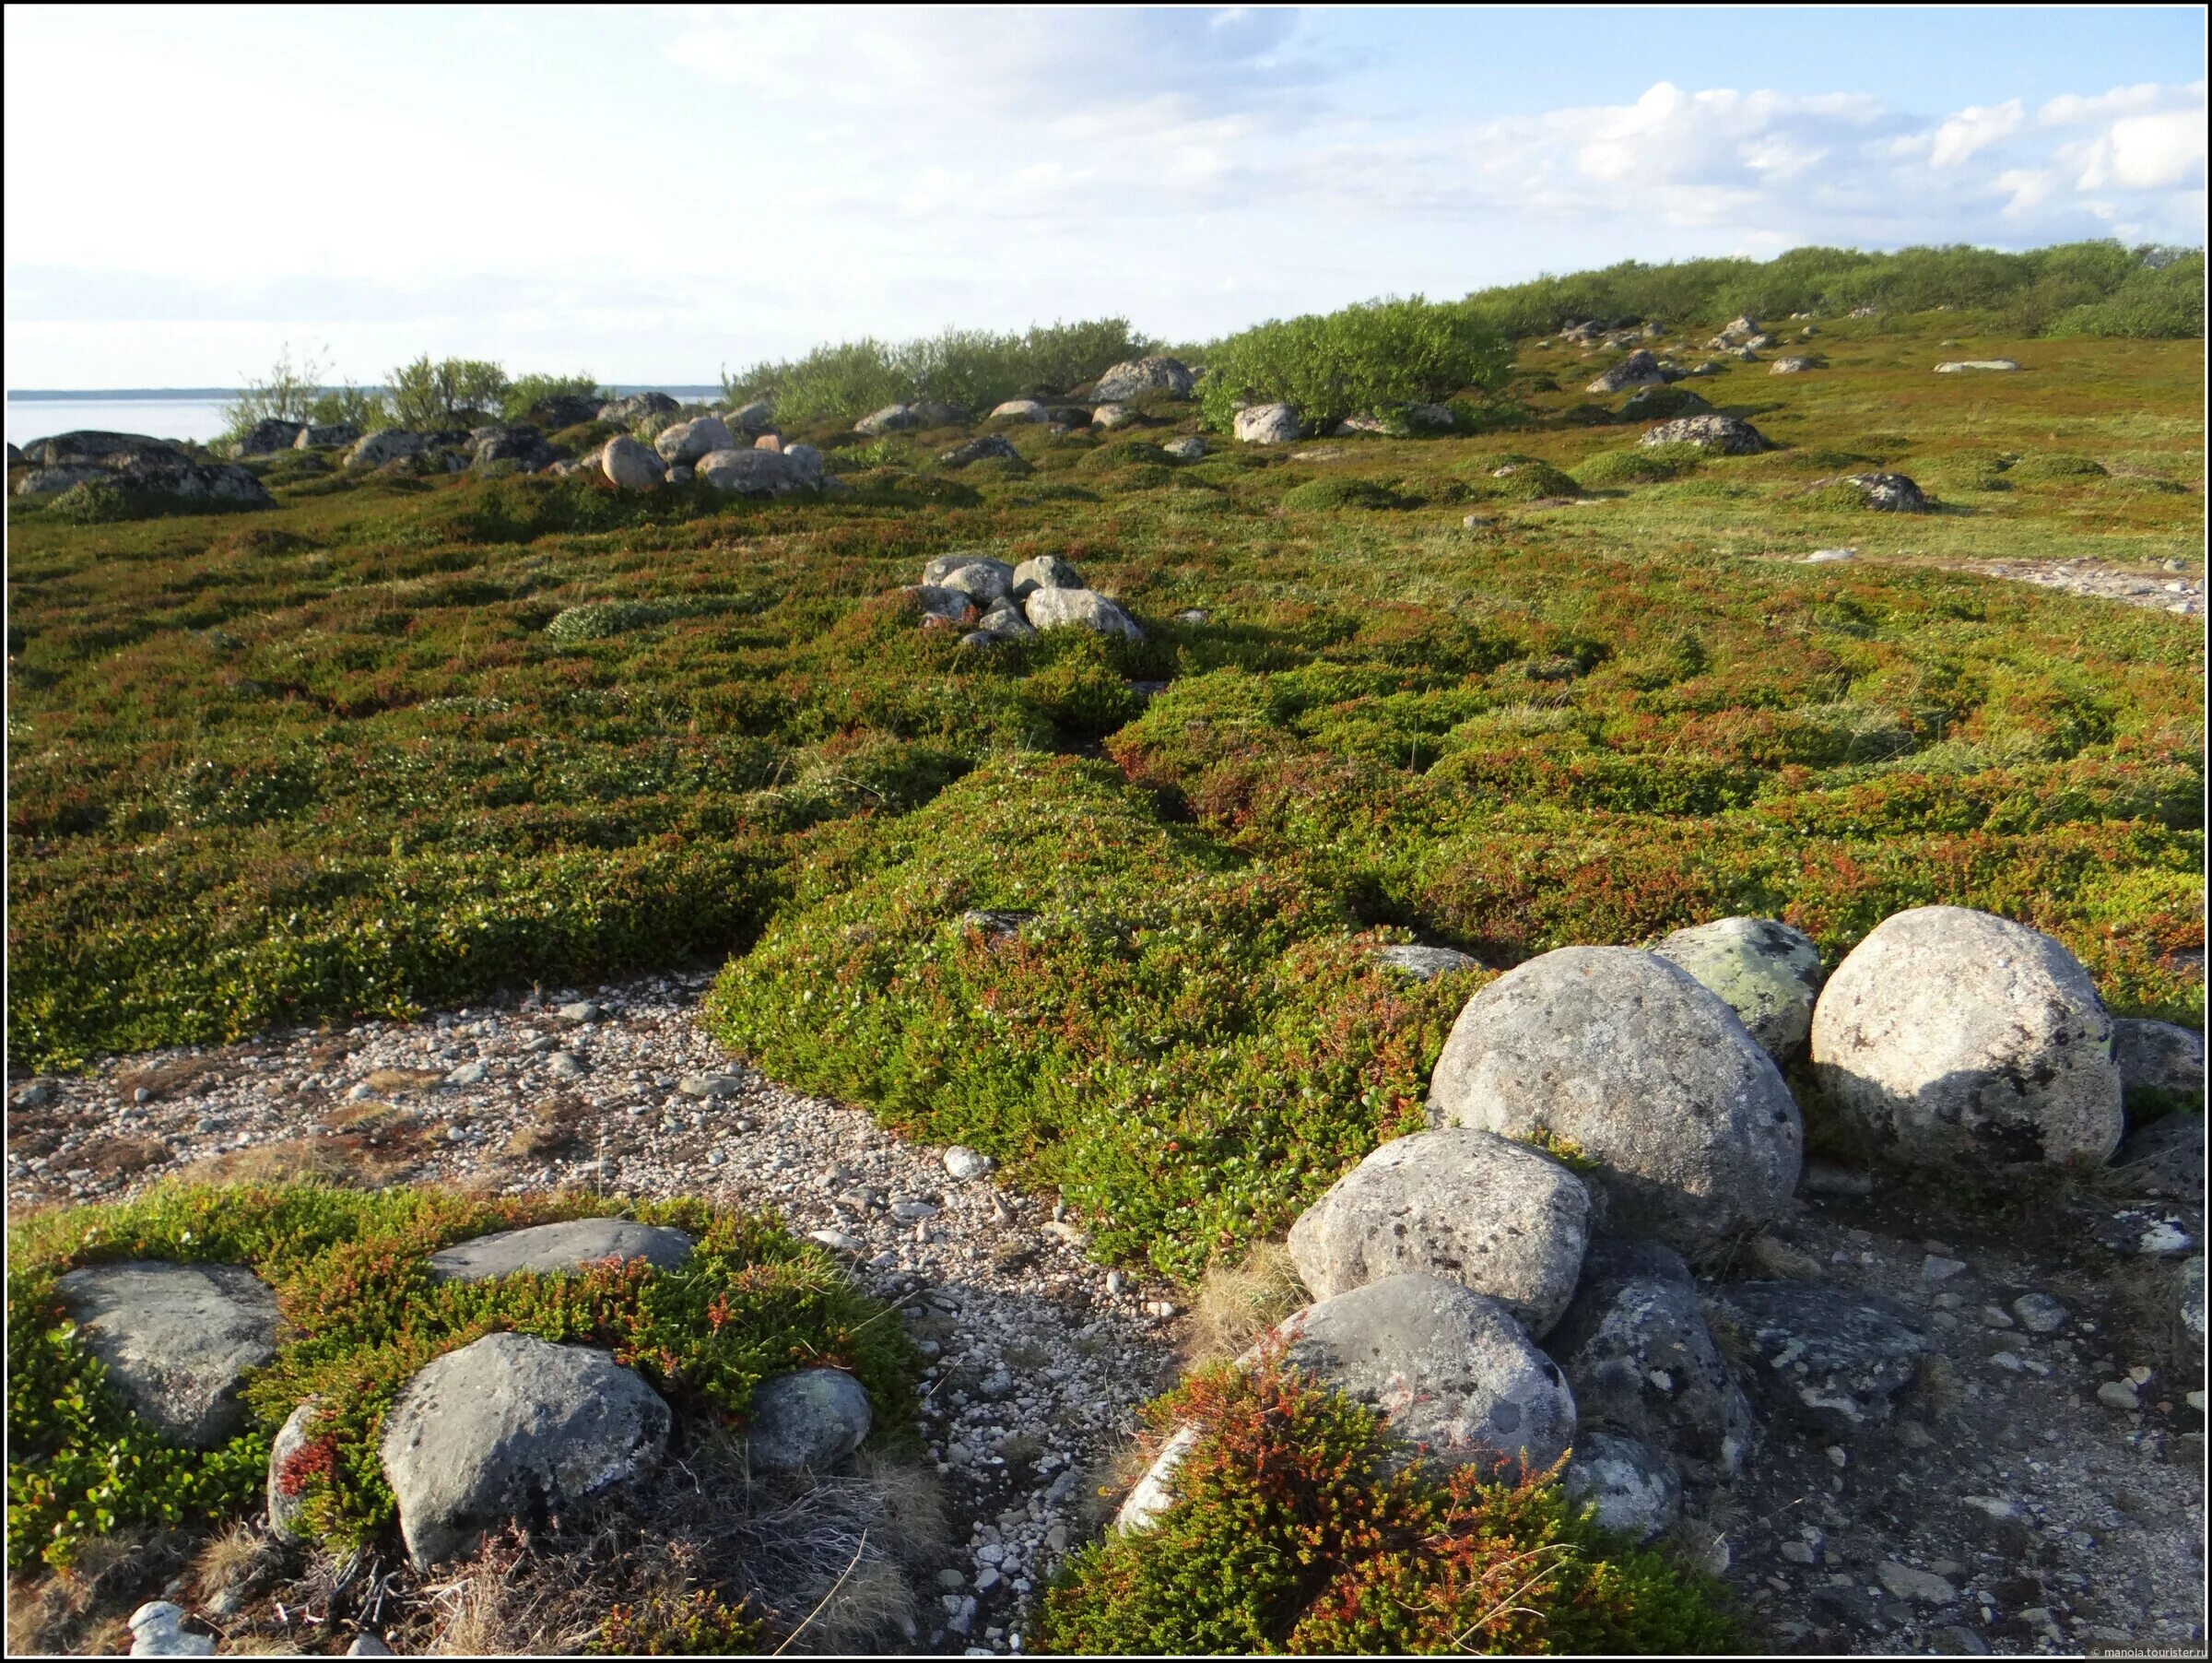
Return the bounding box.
[1955,556,2204,616]
[7,972,2205,1657]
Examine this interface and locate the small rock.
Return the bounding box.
[2010,1292,2067,1334]
[747,1368,873,1471]
[1923,1255,1968,1283]
[1877,1560,1956,1604]
[127,1602,213,1657]
[2097,1379,2141,1411]
[944,1146,993,1181]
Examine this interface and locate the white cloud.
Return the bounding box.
[1929,100,2024,167]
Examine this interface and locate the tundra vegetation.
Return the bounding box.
[6,238,2204,1654]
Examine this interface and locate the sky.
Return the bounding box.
[4,4,2205,389]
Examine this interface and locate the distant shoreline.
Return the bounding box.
[9,385,725,400]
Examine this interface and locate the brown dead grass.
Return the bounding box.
[6,1529,190,1657]
[504,1101,582,1161]
[362,1067,446,1095]
[191,1522,276,1600]
[76,1135,172,1177]
[179,1133,418,1189]
[1182,1239,1310,1368]
[112,1057,239,1102]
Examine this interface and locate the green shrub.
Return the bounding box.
[546,601,677,643]
[1037,1358,1736,1655]
[387,355,512,429]
[6,1183,914,1570]
[2007,453,2109,482]
[43,478,135,524]
[1077,440,1175,473]
[1281,478,1402,512]
[1198,297,1512,430]
[502,372,603,422]
[2047,253,2206,338]
[1574,445,1703,488]
[1463,461,1580,501]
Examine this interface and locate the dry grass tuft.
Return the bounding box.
[179,1136,406,1189]
[191,1522,276,1599]
[361,1067,446,1095]
[77,1134,172,1177]
[1183,1240,1310,1368]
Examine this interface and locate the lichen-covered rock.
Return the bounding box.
[1371,944,1484,982]
[1011,554,1083,597]
[126,1602,212,1657]
[380,1333,669,1569]
[56,1262,278,1448]
[295,423,360,450]
[654,416,735,466]
[2113,1113,2205,1202]
[940,434,1020,467]
[235,419,306,455]
[1935,360,2019,372]
[1563,1433,1681,1541]
[1232,403,1300,444]
[1707,1281,1928,1440]
[989,399,1051,423]
[1547,1266,1752,1481]
[1162,435,1207,460]
[1810,906,2123,1165]
[600,435,665,490]
[977,598,1035,639]
[1091,356,1195,402]
[1770,356,1818,374]
[1586,349,1665,394]
[745,1367,873,1470]
[1639,415,1770,454]
[2112,1019,2205,1097]
[1651,916,1825,1060]
[1288,1128,1590,1336]
[267,1401,322,1540]
[1091,403,1138,429]
[471,424,555,474]
[1428,947,1802,1255]
[599,391,680,424]
[725,398,775,435]
[1265,1274,1577,1477]
[697,447,802,495]
[1023,586,1142,639]
[924,556,1017,605]
[426,1219,695,1281]
[1114,1425,1199,1534]
[855,403,918,436]
[1836,471,1928,512]
[347,429,427,469]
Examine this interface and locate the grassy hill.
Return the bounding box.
[7,301,2202,1275]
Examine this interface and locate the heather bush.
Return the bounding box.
[1037,1358,1736,1654]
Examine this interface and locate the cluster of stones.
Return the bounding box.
[57,1219,877,1583]
[900,553,1142,646]
[597,403,833,498]
[853,355,1200,449]
[12,430,271,504]
[1117,904,2203,1545]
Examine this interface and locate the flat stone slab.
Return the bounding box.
[427,1219,695,1281]
[1371,944,1485,982]
[57,1261,278,1448]
[380,1332,669,1569]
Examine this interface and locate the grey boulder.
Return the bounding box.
[1090,356,1194,402]
[600,435,665,490]
[1287,1128,1589,1337]
[2112,1019,2205,1097]
[2112,1113,2205,1203]
[1091,403,1138,429]
[347,429,426,469]
[745,1367,873,1470]
[1024,586,1142,639]
[924,556,1017,605]
[855,403,919,436]
[939,434,1020,467]
[1011,554,1084,597]
[267,1400,322,1540]
[1835,471,1928,512]
[1809,906,2123,1165]
[56,1262,278,1448]
[1771,357,1819,374]
[1232,403,1300,444]
[1935,360,2020,373]
[1267,1274,1576,1477]
[1639,415,1770,454]
[598,391,679,424]
[697,448,803,495]
[471,424,555,473]
[1585,349,1665,394]
[1371,943,1484,982]
[1546,1265,1753,1482]
[654,416,735,466]
[1706,1280,1929,1439]
[726,398,776,435]
[1427,947,1803,1256]
[295,422,359,450]
[1563,1433,1681,1541]
[988,399,1051,423]
[904,584,979,626]
[379,1332,669,1570]
[234,419,306,455]
[426,1218,695,1281]
[977,599,1035,639]
[1651,916,1825,1060]
[1162,435,1207,460]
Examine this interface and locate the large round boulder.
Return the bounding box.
[600,435,665,490]
[56,1262,278,1448]
[1023,586,1142,640]
[1809,906,2123,1164]
[653,416,735,466]
[697,448,802,495]
[1091,356,1195,403]
[1651,917,1825,1061]
[234,419,306,456]
[1639,414,1769,454]
[1585,349,1665,395]
[1011,554,1083,597]
[854,403,918,436]
[1287,1128,1589,1337]
[924,555,1016,606]
[1563,1433,1681,1542]
[1427,948,1802,1255]
[1268,1275,1576,1476]
[988,399,1051,423]
[379,1332,669,1570]
[1232,403,1300,444]
[745,1368,873,1471]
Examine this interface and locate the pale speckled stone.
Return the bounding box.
[1651,916,1824,1059]
[1810,906,2122,1165]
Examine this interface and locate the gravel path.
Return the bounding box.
[6,970,1183,1655]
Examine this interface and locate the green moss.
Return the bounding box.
[1574,443,1705,488]
[1036,1359,1737,1655]
[1282,477,1403,512]
[2007,452,2109,482]
[6,1183,915,1572]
